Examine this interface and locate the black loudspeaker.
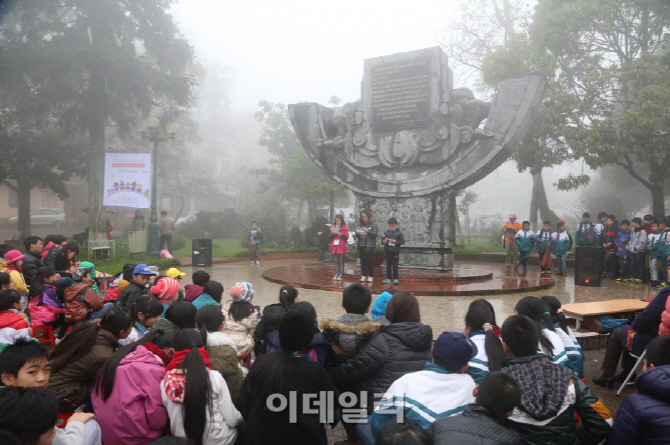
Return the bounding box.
[575,246,603,287]
[192,239,212,267]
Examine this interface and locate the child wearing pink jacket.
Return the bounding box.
[329,215,350,281]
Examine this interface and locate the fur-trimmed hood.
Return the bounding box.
[206,331,238,351]
[321,318,383,335]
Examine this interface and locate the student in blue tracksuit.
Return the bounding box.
[615,219,632,282]
[542,296,585,378]
[551,220,571,277]
[514,221,535,271]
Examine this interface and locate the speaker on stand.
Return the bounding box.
[192,239,212,267]
[575,246,604,287]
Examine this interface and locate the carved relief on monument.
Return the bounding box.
[358,195,440,245]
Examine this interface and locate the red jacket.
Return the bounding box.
[329,225,350,255]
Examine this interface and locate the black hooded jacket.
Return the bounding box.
[328,322,432,413]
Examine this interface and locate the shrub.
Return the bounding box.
[172,235,187,251]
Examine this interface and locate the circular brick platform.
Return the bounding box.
[262,263,554,296]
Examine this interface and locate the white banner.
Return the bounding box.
[103,153,152,208]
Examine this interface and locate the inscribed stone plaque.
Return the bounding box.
[371,56,431,131]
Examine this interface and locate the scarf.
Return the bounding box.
[143,342,171,367]
[40,242,54,261]
[164,348,212,404]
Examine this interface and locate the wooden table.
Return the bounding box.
[562,299,649,331]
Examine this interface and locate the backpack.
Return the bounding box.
[584,224,596,246]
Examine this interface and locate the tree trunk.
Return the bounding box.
[297,200,303,229]
[329,190,335,222]
[87,110,107,240]
[529,170,540,230]
[16,178,32,240]
[649,160,666,221]
[532,169,556,224]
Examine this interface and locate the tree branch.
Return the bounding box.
[615,154,653,190]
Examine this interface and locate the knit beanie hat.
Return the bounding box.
[278,310,314,352]
[230,281,254,303]
[4,250,25,265]
[151,276,180,300]
[371,291,393,319]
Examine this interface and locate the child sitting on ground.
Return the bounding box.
[370,331,477,436]
[221,281,260,359]
[92,330,174,445]
[321,283,383,360]
[192,280,224,311]
[541,296,585,377]
[0,338,101,445]
[64,266,113,325]
[184,270,209,302]
[28,266,66,328]
[429,371,522,445]
[196,305,243,403]
[605,334,670,444]
[515,296,569,368]
[463,300,506,383]
[0,289,31,350]
[49,307,133,413]
[500,314,612,445]
[119,296,165,346]
[2,250,28,297]
[152,301,198,333]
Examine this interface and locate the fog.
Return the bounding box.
[168,0,594,222]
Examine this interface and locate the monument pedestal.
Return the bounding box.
[355,190,457,271]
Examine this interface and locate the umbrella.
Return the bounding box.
[81,206,118,213]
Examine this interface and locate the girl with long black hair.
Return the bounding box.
[241,309,338,445]
[48,307,133,412]
[514,296,568,368]
[463,300,506,383]
[92,329,175,445]
[541,295,585,377]
[161,329,242,445]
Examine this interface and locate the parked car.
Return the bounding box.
[7,208,67,228]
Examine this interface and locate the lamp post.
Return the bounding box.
[142,116,180,258]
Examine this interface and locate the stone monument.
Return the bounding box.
[289,47,546,270]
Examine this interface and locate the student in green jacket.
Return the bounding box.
[551,220,572,277]
[514,221,535,271]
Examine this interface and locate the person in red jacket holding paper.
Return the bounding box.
[329,215,350,281]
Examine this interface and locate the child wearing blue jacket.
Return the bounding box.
[615,219,632,282]
[550,220,571,276]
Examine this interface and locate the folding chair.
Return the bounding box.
[616,349,646,397]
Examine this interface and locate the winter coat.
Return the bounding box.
[629,227,648,254]
[329,224,350,255]
[205,331,243,403]
[322,313,383,355]
[63,283,103,323]
[576,222,598,247]
[254,303,288,348]
[429,404,521,445]
[28,284,66,326]
[646,231,663,260]
[382,228,405,254]
[514,229,535,252]
[116,280,150,308]
[601,224,619,255]
[44,245,67,274]
[621,289,670,355]
[541,327,569,369]
[117,279,130,293]
[604,365,670,445]
[465,331,502,384]
[21,250,43,281]
[239,356,338,445]
[49,328,119,408]
[220,300,260,358]
[502,354,612,445]
[0,309,29,346]
[4,268,28,295]
[265,329,330,365]
[184,284,204,302]
[329,322,433,413]
[161,368,242,445]
[660,296,670,336]
[659,228,670,259]
[370,362,476,435]
[550,231,571,256]
[91,344,169,445]
[615,229,632,258]
[535,229,553,254]
[356,222,379,251]
[192,293,220,311]
[52,420,97,445]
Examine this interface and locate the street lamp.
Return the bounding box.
[142,116,180,258]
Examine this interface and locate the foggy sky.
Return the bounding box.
[171,0,460,112]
